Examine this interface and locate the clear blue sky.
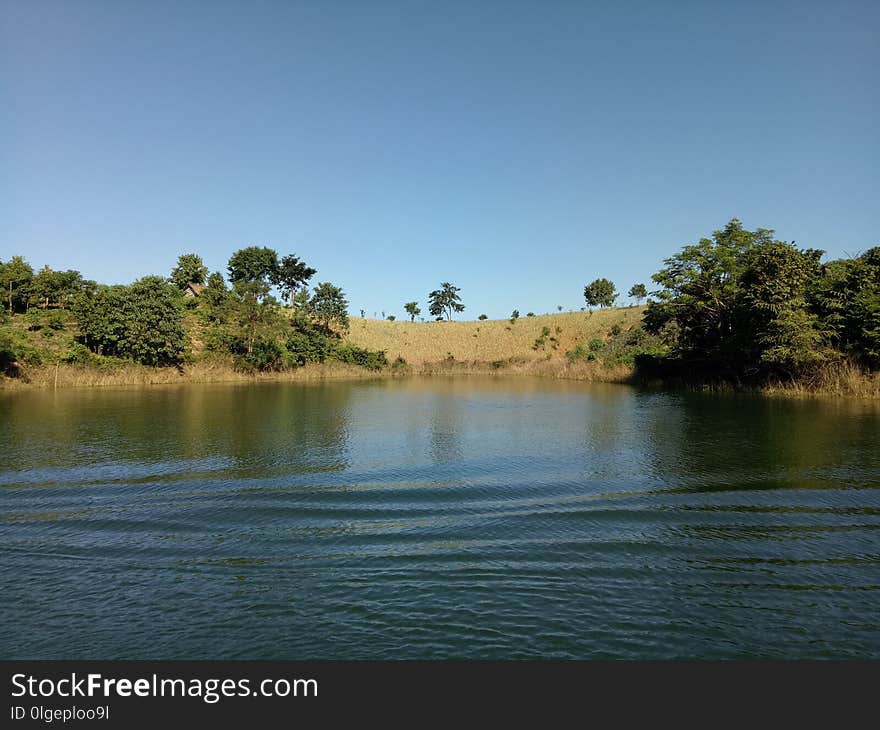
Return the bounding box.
[2,0,877,319]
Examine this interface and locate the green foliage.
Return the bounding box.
[272,254,316,304]
[46,310,68,330]
[334,344,388,370]
[565,344,589,362]
[307,282,350,334]
[0,330,18,374]
[810,247,880,367]
[0,256,35,313]
[72,276,186,366]
[584,278,618,308]
[285,325,335,366]
[227,246,279,290]
[170,253,208,289]
[478,314,488,320]
[588,337,605,352]
[404,301,421,321]
[628,283,647,305]
[30,266,91,309]
[62,342,97,366]
[387,315,396,321]
[533,326,552,351]
[231,337,286,372]
[428,282,465,321]
[509,310,520,324]
[526,312,535,317]
[644,219,871,377]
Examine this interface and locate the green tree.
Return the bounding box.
[0,256,35,313]
[308,282,349,335]
[227,247,281,353]
[31,266,88,309]
[739,241,827,370]
[404,301,421,321]
[170,253,208,289]
[478,314,488,320]
[428,282,465,321]
[272,254,316,304]
[227,246,279,300]
[644,218,833,376]
[583,278,617,309]
[628,283,647,306]
[811,247,880,367]
[509,310,520,324]
[72,277,185,365]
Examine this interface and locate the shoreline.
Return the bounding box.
[3,358,878,400]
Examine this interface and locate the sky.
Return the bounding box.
[2,0,877,319]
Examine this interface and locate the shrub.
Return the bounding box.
[286,328,334,366]
[46,310,67,330]
[332,344,388,370]
[588,337,605,352]
[0,332,17,374]
[62,343,96,365]
[232,338,286,372]
[478,314,488,320]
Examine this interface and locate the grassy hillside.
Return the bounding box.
[345,308,646,365]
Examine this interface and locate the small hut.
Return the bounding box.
[183,283,206,298]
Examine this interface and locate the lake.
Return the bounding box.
[1,377,879,658]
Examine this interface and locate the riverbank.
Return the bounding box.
[0,356,633,390]
[4,356,879,400]
[2,306,878,397]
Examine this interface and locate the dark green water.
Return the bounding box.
[2,377,879,659]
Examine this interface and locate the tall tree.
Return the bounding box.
[227,247,280,353]
[227,246,279,300]
[628,283,647,306]
[583,278,617,308]
[31,266,87,309]
[170,253,208,289]
[404,301,421,321]
[0,256,34,313]
[272,254,316,305]
[72,277,185,365]
[308,282,350,334]
[428,282,465,321]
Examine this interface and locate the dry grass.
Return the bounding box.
[346,308,644,365]
[417,357,633,383]
[1,360,384,390]
[761,360,880,398]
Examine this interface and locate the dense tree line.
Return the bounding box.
[641,218,880,380]
[2,218,877,386]
[0,247,385,373]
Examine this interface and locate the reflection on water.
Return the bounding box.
[1,378,879,658]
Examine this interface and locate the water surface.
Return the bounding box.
[2,377,879,658]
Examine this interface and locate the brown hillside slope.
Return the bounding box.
[345,308,646,365]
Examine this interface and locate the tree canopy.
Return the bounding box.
[307,282,350,334]
[404,301,421,321]
[170,253,208,289]
[272,255,316,304]
[428,282,465,321]
[628,283,647,305]
[641,218,877,377]
[73,276,185,366]
[584,278,617,308]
